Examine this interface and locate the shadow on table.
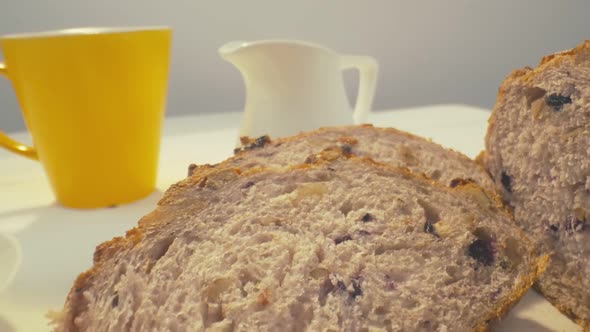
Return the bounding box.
[0,315,15,332]
[1,189,163,306]
[0,189,164,228]
[491,316,555,332]
[490,289,580,332]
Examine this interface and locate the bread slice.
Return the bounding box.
[483,40,590,329]
[190,125,495,192]
[53,152,545,331]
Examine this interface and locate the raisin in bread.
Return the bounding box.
[483,40,590,329]
[53,152,545,331]
[189,125,495,192]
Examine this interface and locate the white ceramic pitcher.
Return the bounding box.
[219,40,378,140]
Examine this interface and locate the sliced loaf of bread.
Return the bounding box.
[484,41,590,329]
[190,125,495,192]
[53,152,545,331]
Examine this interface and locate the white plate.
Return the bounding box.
[0,105,581,331]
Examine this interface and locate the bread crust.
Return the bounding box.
[474,255,548,332]
[55,150,545,332]
[484,40,590,331]
[486,40,590,145]
[236,124,493,185]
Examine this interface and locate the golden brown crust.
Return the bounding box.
[234,124,493,188]
[233,124,459,164]
[336,135,359,145]
[522,41,589,83]
[70,229,141,295]
[474,150,487,167]
[475,255,549,331]
[537,41,590,67]
[474,150,495,187]
[59,161,233,330]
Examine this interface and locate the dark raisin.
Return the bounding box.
[449,179,461,188]
[424,221,440,238]
[341,144,353,154]
[111,294,119,308]
[418,321,434,330]
[335,235,352,245]
[565,216,585,233]
[384,276,397,291]
[318,275,364,306]
[349,276,363,300]
[501,171,512,193]
[234,135,271,153]
[336,281,347,292]
[75,287,82,293]
[490,289,502,301]
[356,230,371,236]
[327,167,336,172]
[545,93,572,111]
[468,238,495,266]
[253,136,270,147]
[188,163,198,177]
[449,178,475,188]
[549,224,559,232]
[499,258,510,270]
[361,213,375,222]
[242,181,255,189]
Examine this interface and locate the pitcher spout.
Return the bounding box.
[218,41,249,62]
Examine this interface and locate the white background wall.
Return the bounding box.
[1,0,589,132]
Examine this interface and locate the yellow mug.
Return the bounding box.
[0,27,172,208]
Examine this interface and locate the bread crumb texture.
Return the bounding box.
[53,156,544,332]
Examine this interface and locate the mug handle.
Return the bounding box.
[0,62,38,160]
[340,55,379,124]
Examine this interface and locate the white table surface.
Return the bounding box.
[0,105,580,332]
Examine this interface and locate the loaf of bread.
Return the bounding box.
[483,41,590,329]
[53,152,545,331]
[191,124,495,192]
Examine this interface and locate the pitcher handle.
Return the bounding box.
[0,62,38,160]
[340,55,378,124]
